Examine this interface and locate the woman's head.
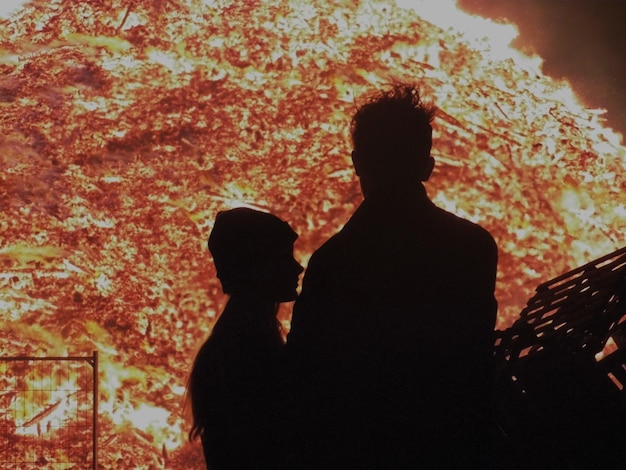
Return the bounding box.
[208,208,303,302]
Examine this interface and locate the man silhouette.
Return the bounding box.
[287,82,498,468]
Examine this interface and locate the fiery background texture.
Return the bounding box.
[1,0,625,467]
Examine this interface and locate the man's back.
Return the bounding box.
[288,185,498,467]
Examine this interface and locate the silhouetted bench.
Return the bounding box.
[493,247,626,468]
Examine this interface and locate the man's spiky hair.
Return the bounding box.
[351,81,437,164]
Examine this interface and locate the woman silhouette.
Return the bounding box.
[187,208,303,469]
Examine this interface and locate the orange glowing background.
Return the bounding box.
[1,0,625,467]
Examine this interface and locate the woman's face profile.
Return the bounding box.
[264,243,304,303]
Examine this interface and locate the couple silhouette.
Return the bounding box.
[188,82,498,469]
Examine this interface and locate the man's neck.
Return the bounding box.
[363,181,428,201]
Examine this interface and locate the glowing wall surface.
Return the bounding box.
[1,0,625,467]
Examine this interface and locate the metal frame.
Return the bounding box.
[0,351,98,469]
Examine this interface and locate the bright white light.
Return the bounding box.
[395,0,523,61]
[0,0,29,18]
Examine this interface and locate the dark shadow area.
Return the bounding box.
[459,0,626,140]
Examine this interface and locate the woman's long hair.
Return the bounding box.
[187,337,213,442]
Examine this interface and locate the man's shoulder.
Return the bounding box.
[433,204,492,235]
[307,230,348,265]
[433,205,497,253]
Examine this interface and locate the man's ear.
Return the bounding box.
[419,155,435,182]
[351,150,363,177]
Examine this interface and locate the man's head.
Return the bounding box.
[350,82,437,196]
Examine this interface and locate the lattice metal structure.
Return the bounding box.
[0,352,98,470]
[494,247,626,468]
